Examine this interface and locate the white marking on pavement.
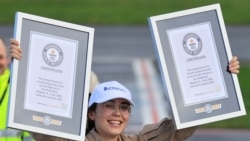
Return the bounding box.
[133,58,170,125]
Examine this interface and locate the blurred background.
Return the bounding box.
[1,0,250,140]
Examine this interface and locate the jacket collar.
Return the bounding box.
[86,129,123,141]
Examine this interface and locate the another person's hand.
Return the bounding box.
[9,38,22,60]
[229,56,240,74]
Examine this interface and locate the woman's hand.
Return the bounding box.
[9,38,22,60]
[229,56,240,74]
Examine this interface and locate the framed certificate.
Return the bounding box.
[148,3,246,129]
[8,12,94,140]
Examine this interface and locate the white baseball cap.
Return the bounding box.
[88,81,135,107]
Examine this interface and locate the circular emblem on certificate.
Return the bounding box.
[183,33,202,55]
[43,116,51,125]
[43,43,63,67]
[204,104,213,113]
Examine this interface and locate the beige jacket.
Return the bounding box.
[32,118,196,141]
[86,118,196,141]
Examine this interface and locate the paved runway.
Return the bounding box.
[1,25,250,140]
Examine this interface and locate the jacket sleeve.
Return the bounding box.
[138,118,196,141]
[21,131,36,141]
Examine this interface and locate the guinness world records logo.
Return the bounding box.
[43,116,51,125]
[183,33,202,55]
[43,43,63,67]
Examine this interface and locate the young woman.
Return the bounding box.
[85,59,239,141]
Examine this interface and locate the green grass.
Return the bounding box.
[201,65,250,129]
[0,0,250,25]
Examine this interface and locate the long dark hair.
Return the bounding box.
[86,103,97,135]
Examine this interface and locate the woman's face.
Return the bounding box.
[88,98,131,138]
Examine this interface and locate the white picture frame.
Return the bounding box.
[148,3,246,129]
[8,12,94,141]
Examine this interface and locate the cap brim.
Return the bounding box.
[95,95,135,106]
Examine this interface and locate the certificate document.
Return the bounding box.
[8,11,94,140]
[148,3,245,130]
[167,22,227,106]
[24,31,78,118]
